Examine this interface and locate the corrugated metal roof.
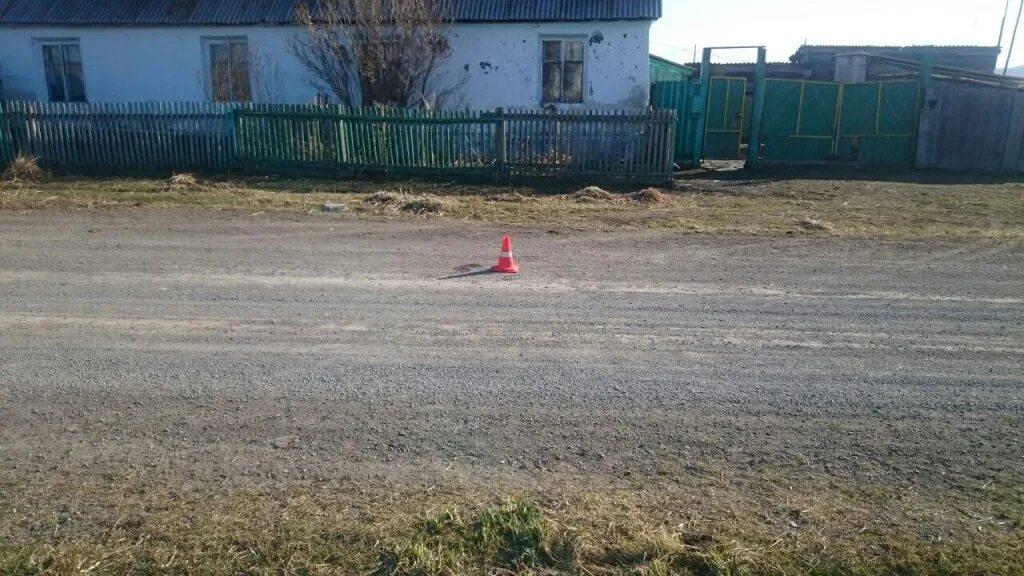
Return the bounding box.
[0,0,662,25]
[794,45,1000,53]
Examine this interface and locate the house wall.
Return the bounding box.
[0,21,651,109]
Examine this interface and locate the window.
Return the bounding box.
[208,38,251,102]
[542,39,584,104]
[41,41,86,102]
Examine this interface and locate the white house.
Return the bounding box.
[0,0,661,110]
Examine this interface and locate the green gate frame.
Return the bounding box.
[692,46,767,167]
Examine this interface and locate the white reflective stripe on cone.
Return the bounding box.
[499,252,513,258]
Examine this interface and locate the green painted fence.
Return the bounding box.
[0,101,677,180]
[234,105,498,175]
[235,105,676,178]
[0,107,12,165]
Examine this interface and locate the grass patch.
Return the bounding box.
[0,476,1022,575]
[381,499,572,575]
[1,174,1023,239]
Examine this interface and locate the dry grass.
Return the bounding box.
[364,190,452,215]
[572,186,619,203]
[798,216,835,231]
[1,174,1023,239]
[2,154,45,182]
[365,190,406,206]
[166,172,201,191]
[486,192,535,203]
[627,187,672,204]
[399,196,451,215]
[1,473,1021,575]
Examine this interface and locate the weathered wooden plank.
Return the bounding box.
[1002,91,1024,172]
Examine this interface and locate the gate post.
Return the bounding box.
[746,47,767,168]
[912,47,935,169]
[692,48,713,165]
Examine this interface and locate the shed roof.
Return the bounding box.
[0,0,662,25]
[791,45,1001,58]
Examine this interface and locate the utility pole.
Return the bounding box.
[1005,0,1024,75]
[998,0,1011,49]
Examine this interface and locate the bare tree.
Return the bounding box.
[289,0,464,108]
[250,43,286,103]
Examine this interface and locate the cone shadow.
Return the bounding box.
[438,268,496,280]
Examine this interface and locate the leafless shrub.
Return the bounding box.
[3,154,44,182]
[290,0,466,108]
[799,217,834,231]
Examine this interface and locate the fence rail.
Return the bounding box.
[0,101,676,180]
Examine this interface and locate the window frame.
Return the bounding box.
[540,37,586,105]
[36,38,86,103]
[202,36,252,103]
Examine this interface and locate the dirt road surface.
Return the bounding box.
[1,210,1022,497]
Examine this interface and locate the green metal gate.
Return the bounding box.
[761,79,919,165]
[836,81,919,164]
[704,77,746,159]
[651,80,697,164]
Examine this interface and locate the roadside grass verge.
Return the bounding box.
[1,174,1023,239]
[1,475,1021,575]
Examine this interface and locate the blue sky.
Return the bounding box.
[650,0,1024,70]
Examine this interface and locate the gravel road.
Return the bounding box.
[1,210,1022,493]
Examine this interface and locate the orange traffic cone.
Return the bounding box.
[492,234,519,274]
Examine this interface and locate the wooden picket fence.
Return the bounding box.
[0,101,676,180]
[1,101,236,170]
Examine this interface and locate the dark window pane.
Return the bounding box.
[565,41,584,63]
[211,43,228,65]
[229,42,248,68]
[543,41,562,62]
[210,44,231,101]
[42,45,66,102]
[230,42,251,101]
[542,61,561,102]
[62,45,86,101]
[563,61,583,103]
[62,43,81,65]
[65,62,86,102]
